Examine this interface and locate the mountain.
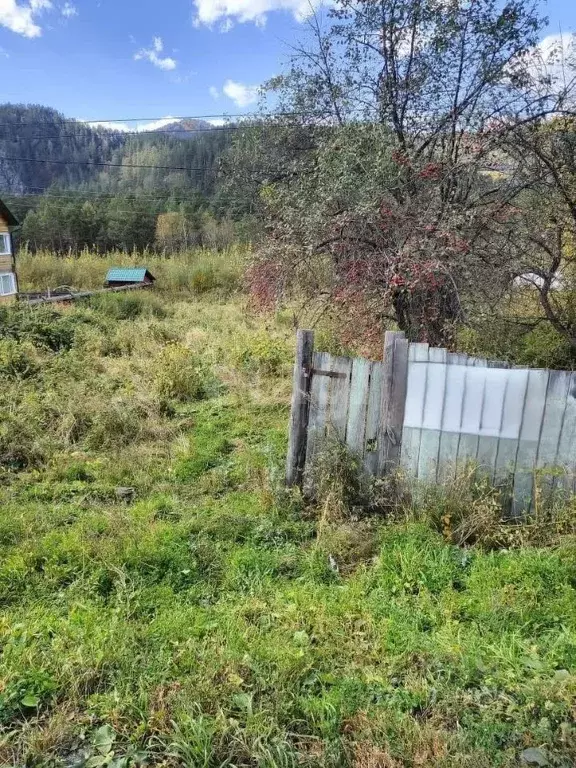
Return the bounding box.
[0,104,125,195]
[0,103,245,253]
[151,118,215,138]
[0,105,231,198]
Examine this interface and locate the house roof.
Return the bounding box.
[0,198,19,227]
[105,267,155,283]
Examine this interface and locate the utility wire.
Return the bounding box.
[0,125,256,140]
[4,190,211,204]
[0,122,316,141]
[0,155,215,172]
[0,111,304,129]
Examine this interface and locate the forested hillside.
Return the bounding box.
[0,105,125,193]
[0,104,239,252]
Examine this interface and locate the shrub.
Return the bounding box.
[84,399,148,451]
[305,438,404,521]
[0,305,91,351]
[155,344,216,402]
[89,291,167,321]
[458,319,576,369]
[0,394,49,469]
[190,267,219,294]
[0,339,40,379]
[233,331,292,375]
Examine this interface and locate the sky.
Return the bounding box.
[0,0,575,130]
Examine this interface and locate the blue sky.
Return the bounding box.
[0,0,575,129]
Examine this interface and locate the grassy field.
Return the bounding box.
[0,251,575,768]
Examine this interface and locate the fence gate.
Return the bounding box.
[286,329,576,514]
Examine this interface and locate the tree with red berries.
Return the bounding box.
[224,0,576,348]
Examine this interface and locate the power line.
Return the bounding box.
[0,125,250,140]
[0,155,215,172]
[5,195,237,215]
[8,201,235,217]
[4,189,210,203]
[0,121,317,141]
[0,111,303,129]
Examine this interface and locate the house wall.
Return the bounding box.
[0,211,17,303]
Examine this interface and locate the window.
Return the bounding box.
[0,272,16,296]
[0,234,10,256]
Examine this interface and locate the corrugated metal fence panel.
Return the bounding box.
[511,369,550,515]
[302,341,576,512]
[437,363,467,481]
[418,347,448,482]
[493,368,530,490]
[401,344,430,477]
[556,372,576,492]
[476,368,509,482]
[400,360,576,507]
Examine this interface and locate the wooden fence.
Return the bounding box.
[286,330,576,513]
[20,281,152,306]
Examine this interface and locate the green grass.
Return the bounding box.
[0,252,575,767]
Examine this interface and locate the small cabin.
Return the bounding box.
[0,198,19,303]
[104,268,156,288]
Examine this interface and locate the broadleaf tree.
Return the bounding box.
[224,0,574,348]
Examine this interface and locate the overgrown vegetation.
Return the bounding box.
[222,1,576,365]
[1,251,576,768]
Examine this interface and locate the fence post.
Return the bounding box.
[377,331,409,474]
[286,329,315,487]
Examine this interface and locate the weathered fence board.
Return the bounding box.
[286,330,576,512]
[364,363,383,475]
[286,329,314,487]
[305,351,332,469]
[346,358,371,456]
[378,333,409,474]
[328,356,353,442]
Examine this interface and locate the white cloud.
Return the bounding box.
[209,85,220,99]
[537,33,576,63]
[61,1,76,17]
[86,120,132,132]
[137,116,177,131]
[0,0,52,37]
[193,0,320,28]
[517,33,576,94]
[134,37,177,71]
[223,79,259,107]
[85,116,179,133]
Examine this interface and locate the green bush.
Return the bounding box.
[233,331,292,375]
[155,343,216,402]
[190,267,219,294]
[458,319,576,370]
[0,394,49,469]
[0,305,92,351]
[89,291,168,320]
[0,339,40,379]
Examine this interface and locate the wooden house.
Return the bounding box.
[104,268,156,288]
[0,198,19,303]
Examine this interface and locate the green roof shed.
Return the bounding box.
[104,268,155,286]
